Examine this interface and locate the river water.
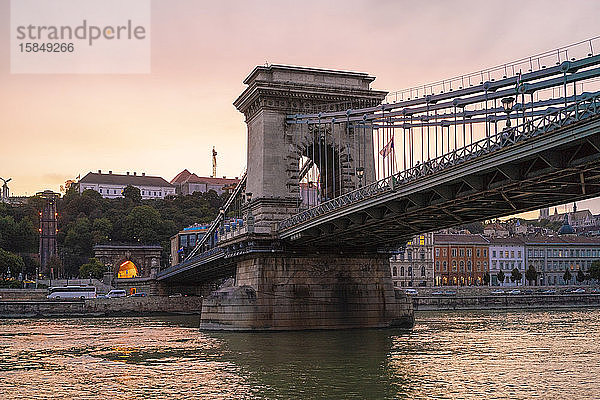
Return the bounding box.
[1,309,598,399]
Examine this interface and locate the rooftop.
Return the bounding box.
[434,234,489,245]
[80,171,174,188]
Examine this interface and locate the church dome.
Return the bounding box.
[558,214,575,235]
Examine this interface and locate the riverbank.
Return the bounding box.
[0,296,202,318]
[413,293,600,311]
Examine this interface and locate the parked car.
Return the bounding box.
[542,289,556,294]
[570,288,585,294]
[96,294,108,299]
[508,289,521,295]
[168,293,183,298]
[491,290,504,294]
[130,292,147,297]
[444,290,457,295]
[107,289,127,298]
[404,289,418,295]
[591,288,600,293]
[431,291,444,295]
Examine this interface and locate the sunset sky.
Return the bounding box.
[1,0,600,214]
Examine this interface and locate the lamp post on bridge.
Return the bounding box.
[501,97,515,128]
[356,167,365,188]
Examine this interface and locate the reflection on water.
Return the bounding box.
[0,310,599,399]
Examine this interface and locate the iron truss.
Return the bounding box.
[278,94,600,248]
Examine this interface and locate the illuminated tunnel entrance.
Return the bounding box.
[118,260,138,279]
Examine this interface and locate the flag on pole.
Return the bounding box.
[515,70,522,93]
[379,137,394,157]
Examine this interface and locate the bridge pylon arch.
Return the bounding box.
[234,64,387,236]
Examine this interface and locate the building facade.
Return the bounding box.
[524,235,600,285]
[390,233,434,287]
[171,169,240,195]
[488,237,526,286]
[433,234,489,286]
[169,224,210,266]
[78,170,175,199]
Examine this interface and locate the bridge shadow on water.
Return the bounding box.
[204,328,417,400]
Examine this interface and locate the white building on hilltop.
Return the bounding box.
[78,170,175,199]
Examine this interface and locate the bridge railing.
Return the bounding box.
[278,92,600,232]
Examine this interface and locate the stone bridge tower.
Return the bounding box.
[198,66,413,331]
[233,65,387,235]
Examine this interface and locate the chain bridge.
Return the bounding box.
[157,37,600,330]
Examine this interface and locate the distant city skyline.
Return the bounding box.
[2,0,600,216]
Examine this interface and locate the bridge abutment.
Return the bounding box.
[200,252,413,330]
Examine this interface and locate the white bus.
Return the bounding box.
[47,286,97,299]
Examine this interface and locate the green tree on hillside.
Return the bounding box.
[0,248,24,276]
[123,185,141,204]
[124,206,162,243]
[79,257,105,279]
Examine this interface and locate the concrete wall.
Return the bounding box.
[0,296,202,318]
[413,293,600,311]
[200,253,414,330]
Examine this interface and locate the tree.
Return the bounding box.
[576,269,586,283]
[123,185,141,204]
[511,268,523,284]
[590,261,600,283]
[0,248,25,277]
[79,258,105,279]
[46,255,63,278]
[483,272,490,285]
[124,206,162,243]
[526,265,538,286]
[563,268,572,284]
[497,270,505,286]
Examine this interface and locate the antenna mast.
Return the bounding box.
[212,146,217,178]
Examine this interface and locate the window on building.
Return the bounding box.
[420,251,425,261]
[477,261,481,271]
[467,249,472,257]
[459,249,465,257]
[435,261,440,271]
[510,251,514,258]
[518,251,522,258]
[419,236,425,246]
[492,250,497,258]
[443,261,448,272]
[477,249,481,257]
[452,249,457,257]
[443,248,447,256]
[459,261,465,272]
[408,266,412,276]
[99,188,102,193]
[421,266,425,277]
[400,266,405,276]
[407,252,412,261]
[467,261,472,271]
[484,261,488,269]
[180,235,188,247]
[452,261,457,271]
[392,266,397,277]
[505,251,509,258]
[528,249,533,257]
[483,249,487,257]
[435,248,440,257]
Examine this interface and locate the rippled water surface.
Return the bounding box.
[1,309,599,399]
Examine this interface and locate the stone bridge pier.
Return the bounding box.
[199,65,414,330]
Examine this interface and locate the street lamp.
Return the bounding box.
[356,167,365,187]
[501,97,515,128]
